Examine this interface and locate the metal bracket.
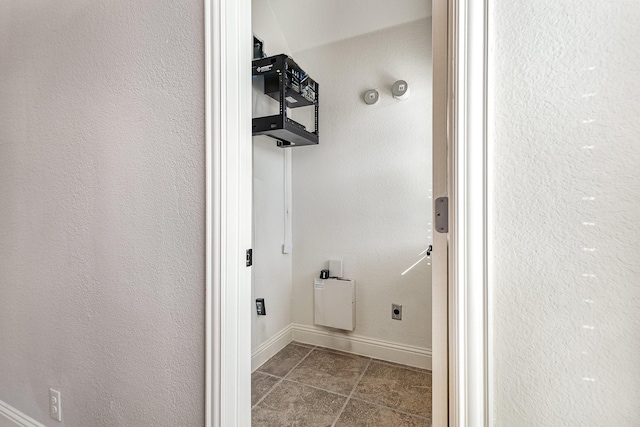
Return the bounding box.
[435,197,448,233]
[253,36,265,60]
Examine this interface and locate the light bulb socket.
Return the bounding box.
[392,80,410,100]
[363,89,379,105]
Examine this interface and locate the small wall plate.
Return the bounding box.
[256,298,266,315]
[392,303,402,320]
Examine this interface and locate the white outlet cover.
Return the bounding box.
[49,388,62,422]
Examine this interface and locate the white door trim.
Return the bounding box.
[447,0,491,425]
[205,0,253,426]
[205,0,492,425]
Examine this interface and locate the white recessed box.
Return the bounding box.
[314,278,355,331]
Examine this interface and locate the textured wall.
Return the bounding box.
[251,0,294,353]
[0,1,205,426]
[490,1,640,425]
[291,19,433,349]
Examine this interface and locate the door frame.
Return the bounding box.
[204,0,491,425]
[204,0,253,426]
[444,0,492,425]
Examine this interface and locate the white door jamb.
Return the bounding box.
[205,0,253,426]
[447,0,491,426]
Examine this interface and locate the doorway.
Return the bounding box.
[204,0,451,425]
[250,1,434,425]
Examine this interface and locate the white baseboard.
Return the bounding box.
[292,323,432,370]
[251,324,293,372]
[252,323,432,371]
[0,401,45,427]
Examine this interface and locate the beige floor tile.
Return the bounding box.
[251,372,280,406]
[257,343,313,377]
[335,399,431,427]
[286,348,370,395]
[252,380,346,427]
[352,361,432,418]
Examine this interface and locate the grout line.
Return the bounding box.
[283,347,315,379]
[331,357,373,427]
[251,375,281,411]
[256,371,282,380]
[290,341,316,349]
[369,358,433,374]
[252,346,315,410]
[348,396,432,421]
[255,344,314,378]
[281,378,350,398]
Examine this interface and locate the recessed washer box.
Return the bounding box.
[314,278,355,331]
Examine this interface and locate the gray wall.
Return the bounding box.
[0,1,205,425]
[490,1,640,425]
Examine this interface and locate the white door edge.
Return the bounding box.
[431,0,451,426]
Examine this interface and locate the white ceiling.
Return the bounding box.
[267,0,432,54]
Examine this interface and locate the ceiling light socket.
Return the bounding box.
[392,80,410,100]
[363,89,379,105]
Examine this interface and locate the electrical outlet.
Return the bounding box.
[392,303,402,320]
[49,388,62,422]
[256,298,266,315]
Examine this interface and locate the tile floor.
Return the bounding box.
[252,342,432,426]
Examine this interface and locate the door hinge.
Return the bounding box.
[246,249,253,267]
[435,197,448,233]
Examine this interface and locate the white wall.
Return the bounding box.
[490,1,640,425]
[291,19,433,351]
[251,1,294,356]
[267,0,432,54]
[0,1,204,426]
